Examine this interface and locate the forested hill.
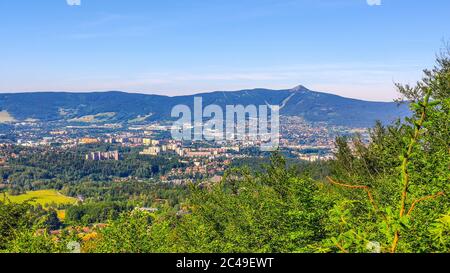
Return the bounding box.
[0,85,410,127]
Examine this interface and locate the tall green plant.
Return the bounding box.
[326,49,449,253]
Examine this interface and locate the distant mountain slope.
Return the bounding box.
[0,86,410,127]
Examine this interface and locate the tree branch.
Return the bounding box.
[392,88,432,253]
[326,177,378,211]
[407,192,445,216]
[335,242,349,253]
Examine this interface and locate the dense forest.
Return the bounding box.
[0,51,448,253]
[1,146,184,189]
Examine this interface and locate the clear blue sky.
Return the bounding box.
[0,0,449,101]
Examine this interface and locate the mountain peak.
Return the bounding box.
[291,85,310,92]
[0,88,410,128]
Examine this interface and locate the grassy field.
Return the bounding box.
[3,190,77,206]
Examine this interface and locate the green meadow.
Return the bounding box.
[3,190,77,206]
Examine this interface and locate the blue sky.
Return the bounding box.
[0,0,449,101]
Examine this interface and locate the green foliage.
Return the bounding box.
[85,154,331,253]
[90,211,155,253]
[0,199,66,252]
[172,155,329,253]
[429,212,450,250]
[4,228,70,253]
[325,49,450,253]
[0,200,33,250]
[1,146,184,192]
[65,201,133,225]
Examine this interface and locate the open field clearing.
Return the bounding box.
[3,190,77,206]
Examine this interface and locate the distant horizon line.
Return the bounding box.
[0,85,399,103]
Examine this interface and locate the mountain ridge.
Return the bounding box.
[0,86,410,127]
[0,85,394,102]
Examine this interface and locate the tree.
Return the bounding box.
[167,154,330,253]
[325,49,450,253]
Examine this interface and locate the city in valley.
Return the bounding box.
[0,116,367,187]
